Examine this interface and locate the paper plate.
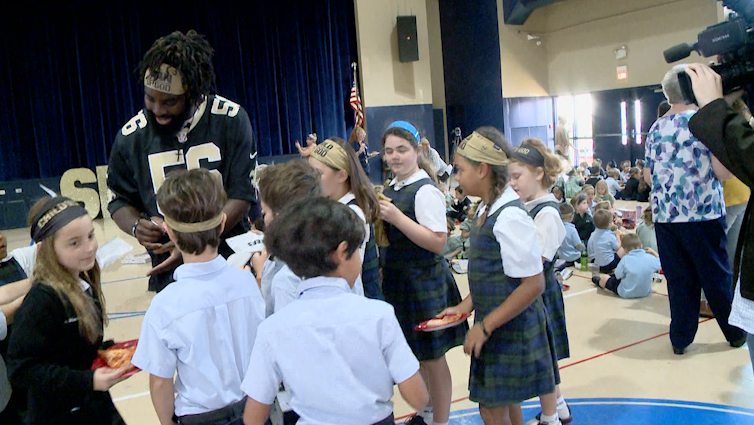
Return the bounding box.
[414,313,471,332]
[91,339,141,378]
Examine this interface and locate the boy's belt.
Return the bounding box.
[177,397,246,425]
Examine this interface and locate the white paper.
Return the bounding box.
[225,232,265,254]
[96,237,134,269]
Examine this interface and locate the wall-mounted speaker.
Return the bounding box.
[397,15,419,62]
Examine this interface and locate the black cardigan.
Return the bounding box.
[689,98,754,301]
[6,282,122,425]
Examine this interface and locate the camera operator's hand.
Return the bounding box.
[685,63,723,108]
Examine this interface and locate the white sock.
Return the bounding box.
[556,396,570,419]
[540,413,560,425]
[419,407,433,424]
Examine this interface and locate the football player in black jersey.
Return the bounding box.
[108,30,256,292]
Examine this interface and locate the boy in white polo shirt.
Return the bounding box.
[131,169,265,425]
[241,197,429,425]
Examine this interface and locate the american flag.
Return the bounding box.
[350,63,365,128]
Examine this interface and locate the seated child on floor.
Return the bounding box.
[442,218,464,260]
[592,234,661,299]
[587,209,625,273]
[557,203,584,267]
[635,207,658,252]
[571,193,595,244]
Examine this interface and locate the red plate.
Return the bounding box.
[414,313,471,332]
[91,339,141,378]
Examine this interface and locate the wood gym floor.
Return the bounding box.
[4,200,754,424]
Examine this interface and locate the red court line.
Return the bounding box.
[652,290,669,297]
[395,317,715,421]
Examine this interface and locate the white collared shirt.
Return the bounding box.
[271,264,302,314]
[338,192,368,297]
[131,256,265,416]
[524,194,566,262]
[476,187,543,278]
[1,245,36,280]
[389,169,446,233]
[241,276,419,425]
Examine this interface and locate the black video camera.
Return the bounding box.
[663,0,754,105]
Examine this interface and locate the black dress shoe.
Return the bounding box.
[730,337,747,348]
[591,276,601,287]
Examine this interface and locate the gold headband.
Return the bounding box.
[144,64,186,95]
[36,200,81,230]
[311,140,352,174]
[456,132,509,166]
[163,213,223,233]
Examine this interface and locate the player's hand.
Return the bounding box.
[378,200,404,225]
[93,367,129,391]
[134,218,164,249]
[685,63,723,108]
[147,247,182,276]
[464,323,488,359]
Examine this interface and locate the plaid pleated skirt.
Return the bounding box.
[469,297,558,407]
[382,260,467,361]
[542,262,570,360]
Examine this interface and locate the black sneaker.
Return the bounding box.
[591,275,601,287]
[405,416,429,425]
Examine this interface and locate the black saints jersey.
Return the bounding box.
[107,94,256,238]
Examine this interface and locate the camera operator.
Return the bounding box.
[685,62,754,370]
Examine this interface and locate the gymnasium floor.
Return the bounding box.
[4,200,754,424]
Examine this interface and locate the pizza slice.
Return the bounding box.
[425,313,464,328]
[97,347,136,370]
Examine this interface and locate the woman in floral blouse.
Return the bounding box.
[644,64,746,355]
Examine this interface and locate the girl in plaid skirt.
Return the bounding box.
[509,137,572,424]
[379,121,467,425]
[440,127,559,425]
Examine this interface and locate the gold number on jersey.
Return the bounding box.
[148,151,184,194]
[211,95,240,117]
[121,110,148,136]
[147,143,223,194]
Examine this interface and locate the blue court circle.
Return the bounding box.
[447,398,754,424]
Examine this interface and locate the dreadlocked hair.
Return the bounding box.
[137,30,216,107]
[456,126,512,226]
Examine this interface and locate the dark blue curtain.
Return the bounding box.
[0,0,357,181]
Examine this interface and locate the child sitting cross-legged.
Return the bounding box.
[242,197,429,425]
[592,233,661,299]
[587,209,625,273]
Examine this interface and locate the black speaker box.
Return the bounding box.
[397,15,419,62]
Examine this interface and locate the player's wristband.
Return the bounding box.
[131,219,141,238]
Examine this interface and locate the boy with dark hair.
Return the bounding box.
[242,197,429,424]
[131,169,265,425]
[592,233,661,299]
[588,209,624,273]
